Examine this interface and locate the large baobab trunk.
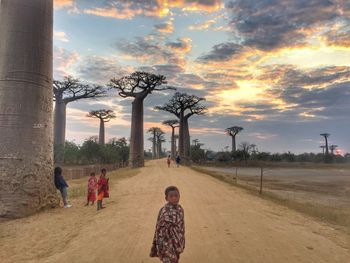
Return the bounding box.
[157,139,161,158]
[178,112,185,158]
[129,98,144,167]
[171,128,175,159]
[183,118,191,161]
[152,133,156,159]
[0,0,58,218]
[54,100,66,146]
[324,137,329,155]
[99,118,105,145]
[174,136,178,155]
[231,135,236,152]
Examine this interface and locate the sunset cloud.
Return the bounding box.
[83,0,223,19]
[54,0,74,8]
[225,0,350,51]
[154,20,174,34]
[53,0,350,153]
[54,31,69,42]
[53,47,80,79]
[188,19,215,31]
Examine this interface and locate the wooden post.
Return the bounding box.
[259,167,263,194]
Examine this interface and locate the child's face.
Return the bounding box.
[166,190,180,205]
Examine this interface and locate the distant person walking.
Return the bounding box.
[167,155,171,168]
[97,168,109,210]
[150,186,185,263]
[175,155,181,168]
[54,167,72,208]
[86,172,97,206]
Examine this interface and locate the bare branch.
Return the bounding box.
[53,76,107,104]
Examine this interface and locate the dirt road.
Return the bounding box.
[1,160,349,263]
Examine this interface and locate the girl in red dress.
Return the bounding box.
[86,172,97,206]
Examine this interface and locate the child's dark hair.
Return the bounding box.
[101,168,106,173]
[54,167,62,176]
[165,186,179,197]
[90,172,95,176]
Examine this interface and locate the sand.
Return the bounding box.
[0,159,349,263]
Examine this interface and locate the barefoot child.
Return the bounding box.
[97,168,109,210]
[150,186,185,263]
[86,172,97,206]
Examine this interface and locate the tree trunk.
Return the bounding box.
[171,127,175,159]
[232,135,236,152]
[174,137,178,155]
[99,118,105,145]
[0,0,58,218]
[325,137,329,155]
[157,140,162,158]
[152,133,156,159]
[129,98,144,168]
[54,100,66,146]
[178,111,184,158]
[183,117,191,162]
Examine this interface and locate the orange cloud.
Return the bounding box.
[54,0,74,8]
[84,0,223,20]
[188,19,215,31]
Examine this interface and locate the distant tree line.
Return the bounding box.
[189,141,350,164]
[54,137,129,165]
[213,151,350,164]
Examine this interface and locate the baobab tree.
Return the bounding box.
[162,120,179,158]
[226,126,243,152]
[320,145,326,154]
[53,76,107,146]
[156,129,166,158]
[109,72,174,167]
[320,133,330,155]
[87,109,116,145]
[0,0,58,218]
[155,92,206,163]
[329,145,338,155]
[148,127,161,159]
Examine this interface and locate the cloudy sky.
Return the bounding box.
[53,0,350,154]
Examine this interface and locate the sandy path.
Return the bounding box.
[1,159,349,263]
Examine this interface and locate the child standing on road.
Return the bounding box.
[97,168,109,210]
[86,172,97,206]
[150,186,185,263]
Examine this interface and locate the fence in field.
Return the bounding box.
[195,165,350,210]
[61,162,128,180]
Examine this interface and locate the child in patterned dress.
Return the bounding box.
[150,186,185,263]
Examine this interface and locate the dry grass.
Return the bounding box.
[191,166,350,234]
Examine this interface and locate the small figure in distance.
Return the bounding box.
[167,155,171,168]
[175,155,181,168]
